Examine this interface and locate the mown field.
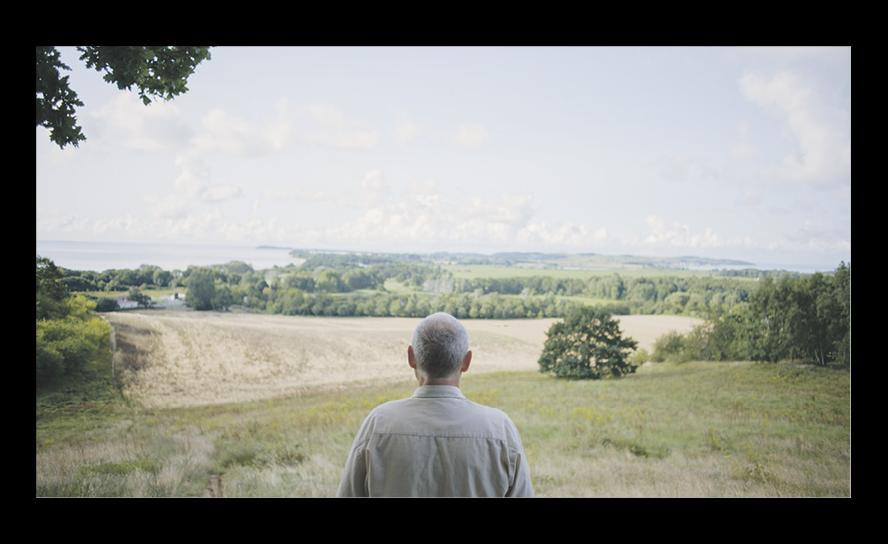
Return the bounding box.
[97,312,700,409]
[36,313,850,497]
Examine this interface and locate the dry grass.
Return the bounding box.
[104,312,701,408]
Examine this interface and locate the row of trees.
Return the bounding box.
[36,257,112,387]
[181,263,589,317]
[60,264,180,292]
[68,260,828,325]
[649,263,850,367]
[264,291,588,319]
[452,274,754,317]
[61,261,443,296]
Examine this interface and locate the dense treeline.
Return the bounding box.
[293,251,424,268]
[649,263,850,367]
[60,259,826,321]
[36,257,112,387]
[180,263,589,317]
[266,291,587,319]
[62,260,444,296]
[59,263,181,292]
[714,268,806,279]
[452,274,752,317]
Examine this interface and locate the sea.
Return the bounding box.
[35,240,842,274]
[36,240,300,272]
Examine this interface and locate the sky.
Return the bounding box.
[36,46,851,269]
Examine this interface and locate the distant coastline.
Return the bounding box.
[36,240,841,275]
[36,240,297,272]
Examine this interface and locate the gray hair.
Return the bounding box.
[411,312,470,379]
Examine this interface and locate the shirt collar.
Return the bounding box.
[411,385,466,399]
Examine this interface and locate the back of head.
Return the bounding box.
[411,312,470,379]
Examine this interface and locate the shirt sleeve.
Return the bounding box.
[336,414,374,497]
[505,448,534,497]
[504,417,535,498]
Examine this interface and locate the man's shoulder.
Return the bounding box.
[367,395,514,428]
[463,398,511,421]
[366,397,412,418]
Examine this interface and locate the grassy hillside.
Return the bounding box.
[37,358,849,497]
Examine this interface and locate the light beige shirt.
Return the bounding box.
[336,385,534,497]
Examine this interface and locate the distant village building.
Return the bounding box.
[115,297,139,309]
[163,293,186,307]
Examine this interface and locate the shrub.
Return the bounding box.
[94,298,119,312]
[36,316,111,386]
[629,348,651,366]
[651,331,692,363]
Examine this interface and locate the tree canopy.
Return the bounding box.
[36,46,211,148]
[538,307,639,379]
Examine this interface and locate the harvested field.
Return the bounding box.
[105,311,701,408]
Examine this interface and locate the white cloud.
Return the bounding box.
[201,185,243,202]
[361,170,387,192]
[191,109,268,156]
[36,130,79,163]
[308,103,346,126]
[740,71,850,185]
[265,98,292,151]
[657,154,719,183]
[786,221,851,253]
[301,103,380,150]
[730,142,757,161]
[266,187,337,203]
[463,195,535,228]
[92,214,142,236]
[265,120,291,151]
[144,157,207,219]
[517,222,608,246]
[37,210,91,235]
[745,46,850,63]
[455,124,489,147]
[334,131,379,149]
[736,190,763,208]
[644,215,721,248]
[395,120,418,143]
[216,216,292,243]
[313,187,609,251]
[90,91,192,152]
[145,156,241,219]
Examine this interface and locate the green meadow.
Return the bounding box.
[36,352,849,497]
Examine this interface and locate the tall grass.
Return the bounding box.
[37,360,849,497]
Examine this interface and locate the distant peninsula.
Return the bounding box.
[281,247,756,271]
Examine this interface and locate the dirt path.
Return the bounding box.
[105,311,701,408]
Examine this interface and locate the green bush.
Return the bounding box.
[629,348,651,366]
[94,298,119,312]
[652,331,692,363]
[37,316,111,386]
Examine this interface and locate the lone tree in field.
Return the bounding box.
[36,46,212,149]
[185,268,216,311]
[538,307,639,379]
